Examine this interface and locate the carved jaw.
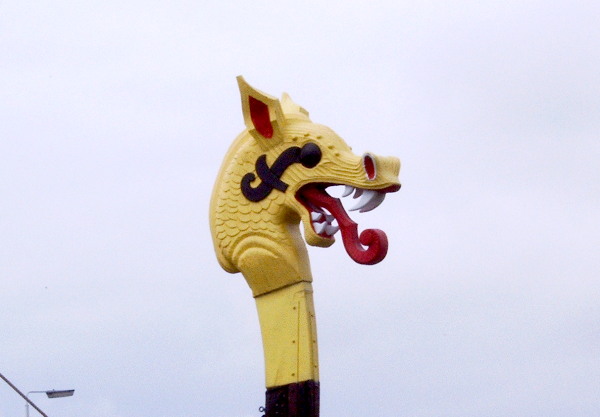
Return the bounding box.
[295,182,400,265]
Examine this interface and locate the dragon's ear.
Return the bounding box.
[237,76,285,147]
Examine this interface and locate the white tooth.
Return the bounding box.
[349,190,378,211]
[311,212,324,221]
[342,185,355,197]
[325,224,339,235]
[359,192,386,213]
[353,188,364,199]
[325,214,335,223]
[313,221,327,234]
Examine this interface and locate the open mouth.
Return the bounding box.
[296,183,400,265]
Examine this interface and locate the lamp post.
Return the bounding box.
[26,389,75,417]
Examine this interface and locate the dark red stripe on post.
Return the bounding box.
[264,380,320,417]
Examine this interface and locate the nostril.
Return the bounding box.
[363,154,376,180]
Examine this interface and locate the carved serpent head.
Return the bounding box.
[212,77,401,266]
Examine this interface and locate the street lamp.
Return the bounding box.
[0,372,74,417]
[26,389,75,417]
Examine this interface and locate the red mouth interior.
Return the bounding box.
[296,184,396,265]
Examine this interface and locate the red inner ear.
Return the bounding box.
[249,96,273,138]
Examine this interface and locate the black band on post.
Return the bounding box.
[264,380,320,417]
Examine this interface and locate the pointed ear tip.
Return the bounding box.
[237,76,267,100]
[237,75,248,89]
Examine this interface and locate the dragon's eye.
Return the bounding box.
[299,143,322,168]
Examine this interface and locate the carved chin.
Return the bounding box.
[303,221,335,248]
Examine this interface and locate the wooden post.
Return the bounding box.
[209,77,401,416]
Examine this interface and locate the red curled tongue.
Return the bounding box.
[301,187,389,265]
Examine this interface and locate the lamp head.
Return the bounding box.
[46,390,74,399]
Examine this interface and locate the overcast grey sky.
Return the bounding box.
[1,1,599,417]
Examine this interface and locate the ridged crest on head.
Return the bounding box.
[280,93,310,121]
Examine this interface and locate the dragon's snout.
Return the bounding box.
[294,147,401,265]
[361,153,400,183]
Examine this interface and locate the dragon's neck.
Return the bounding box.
[232,219,313,297]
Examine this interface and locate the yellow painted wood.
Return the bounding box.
[255,282,319,387]
[209,76,401,393]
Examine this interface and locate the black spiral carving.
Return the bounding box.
[241,143,322,202]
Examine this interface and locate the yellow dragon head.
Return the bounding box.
[210,77,401,274]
